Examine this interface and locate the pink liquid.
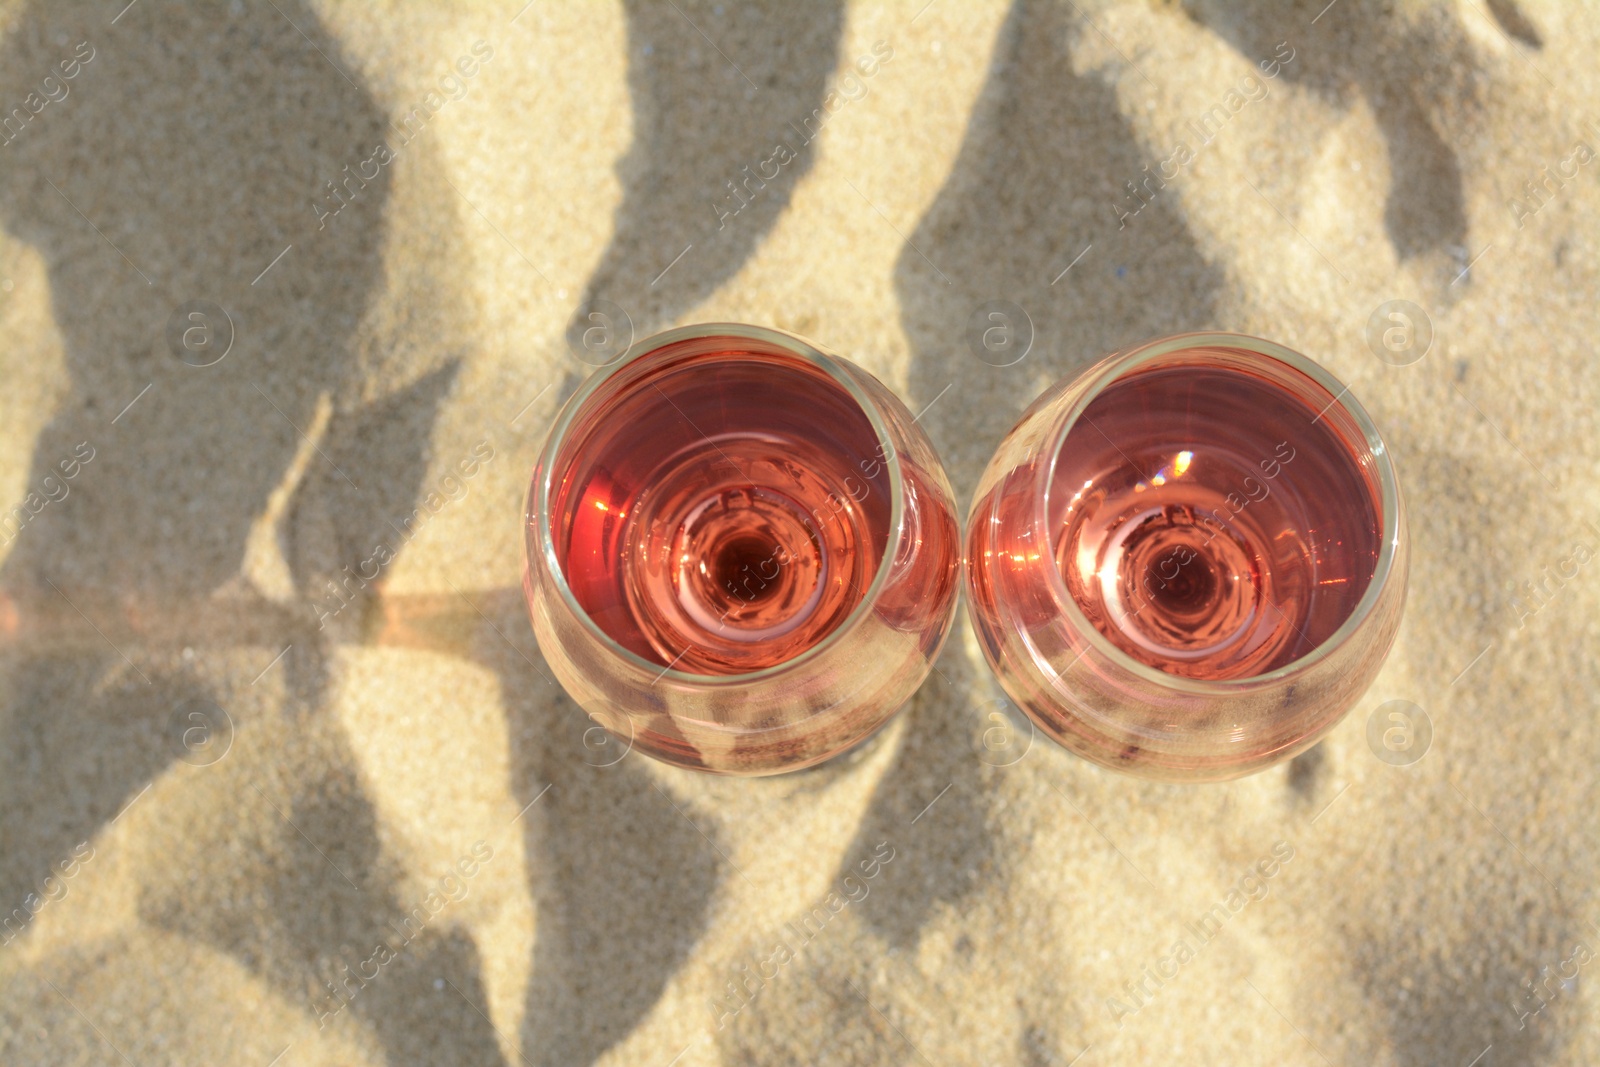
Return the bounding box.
[550,344,893,674]
[1042,354,1381,679]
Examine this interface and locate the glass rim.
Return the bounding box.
[529,321,907,687]
[1036,330,1404,695]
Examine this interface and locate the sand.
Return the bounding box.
[0,0,1597,1063]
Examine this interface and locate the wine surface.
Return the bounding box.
[552,347,891,675]
[1045,359,1382,679]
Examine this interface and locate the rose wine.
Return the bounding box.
[549,345,893,675]
[964,334,1406,781]
[977,350,1383,681]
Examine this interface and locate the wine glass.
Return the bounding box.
[965,332,1408,781]
[525,323,961,775]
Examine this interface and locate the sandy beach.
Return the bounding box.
[1,0,1597,1063]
